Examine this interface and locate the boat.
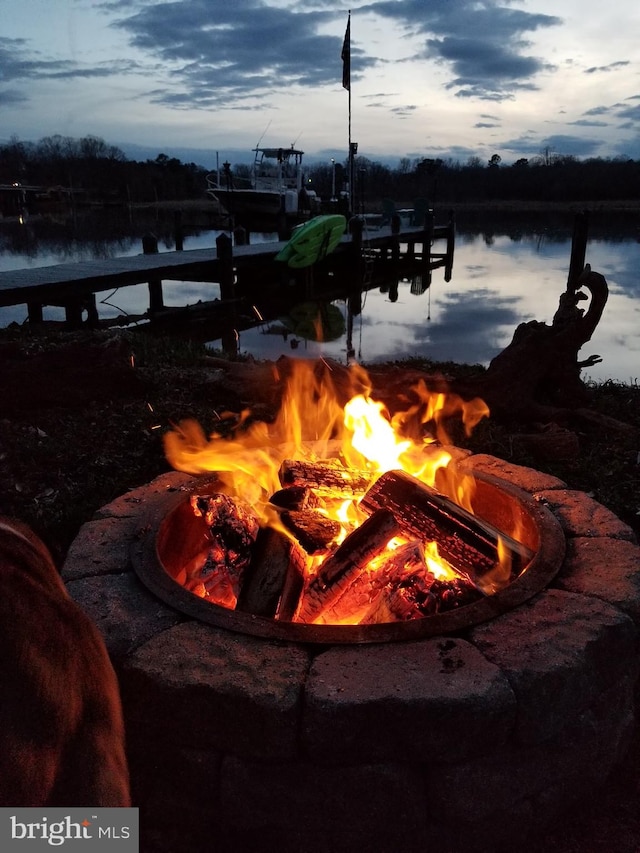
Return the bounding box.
[206,145,320,225]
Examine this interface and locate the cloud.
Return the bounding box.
[502,133,603,159]
[2,2,371,113]
[360,0,561,99]
[97,0,562,109]
[584,61,630,74]
[390,104,418,118]
[0,89,28,106]
[417,144,480,164]
[570,119,609,128]
[433,38,551,100]
[0,37,78,83]
[0,33,149,102]
[583,105,615,117]
[105,0,374,109]
[613,100,640,124]
[582,97,640,128]
[3,0,635,163]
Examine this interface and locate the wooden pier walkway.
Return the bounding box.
[0,217,455,328]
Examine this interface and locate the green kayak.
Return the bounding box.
[276,215,347,269]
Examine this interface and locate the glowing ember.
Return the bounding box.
[162,359,530,625]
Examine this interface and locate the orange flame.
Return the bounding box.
[163,360,474,512]
[163,359,502,620]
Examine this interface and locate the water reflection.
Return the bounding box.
[0,207,227,269]
[1,208,638,384]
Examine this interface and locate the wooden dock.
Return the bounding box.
[0,216,455,329]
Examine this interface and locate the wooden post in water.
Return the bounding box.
[174,211,184,251]
[143,233,164,314]
[391,213,401,263]
[567,210,589,290]
[405,237,415,262]
[84,294,99,328]
[421,210,434,286]
[27,302,43,324]
[216,232,235,301]
[216,232,238,355]
[233,225,248,246]
[444,210,455,282]
[62,294,99,329]
[348,216,364,290]
[64,298,84,329]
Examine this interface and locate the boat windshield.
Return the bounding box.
[253,147,303,191]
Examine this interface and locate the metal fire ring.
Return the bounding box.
[130,470,566,645]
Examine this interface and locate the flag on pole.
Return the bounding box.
[341,12,351,91]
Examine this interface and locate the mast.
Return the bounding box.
[341,10,354,215]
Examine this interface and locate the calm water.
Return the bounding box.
[1,208,638,384]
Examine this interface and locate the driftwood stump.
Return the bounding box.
[454,264,609,424]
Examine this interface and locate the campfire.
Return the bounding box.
[134,358,563,642]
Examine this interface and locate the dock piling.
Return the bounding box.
[216,233,235,301]
[174,211,184,251]
[27,302,43,324]
[567,211,589,290]
[143,233,164,314]
[233,226,248,246]
[422,211,434,285]
[391,214,401,263]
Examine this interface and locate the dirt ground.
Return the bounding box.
[0,326,638,851]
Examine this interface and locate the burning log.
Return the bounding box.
[185,549,237,605]
[270,484,341,554]
[279,510,341,555]
[321,539,427,623]
[237,527,308,618]
[275,546,307,623]
[279,458,374,497]
[323,537,484,624]
[360,470,533,582]
[269,485,320,511]
[185,494,259,607]
[296,508,399,623]
[378,571,435,621]
[368,573,482,622]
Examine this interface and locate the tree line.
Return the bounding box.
[329,152,640,208]
[0,135,207,204]
[2,133,639,207]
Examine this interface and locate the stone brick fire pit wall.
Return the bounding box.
[62,454,640,853]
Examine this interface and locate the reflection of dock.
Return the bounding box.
[0,215,455,328]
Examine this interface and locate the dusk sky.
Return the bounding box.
[2,0,639,170]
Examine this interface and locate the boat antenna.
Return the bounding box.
[255,120,272,149]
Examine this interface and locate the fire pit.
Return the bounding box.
[62,360,640,851]
[64,461,640,852]
[132,466,564,644]
[130,359,567,645]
